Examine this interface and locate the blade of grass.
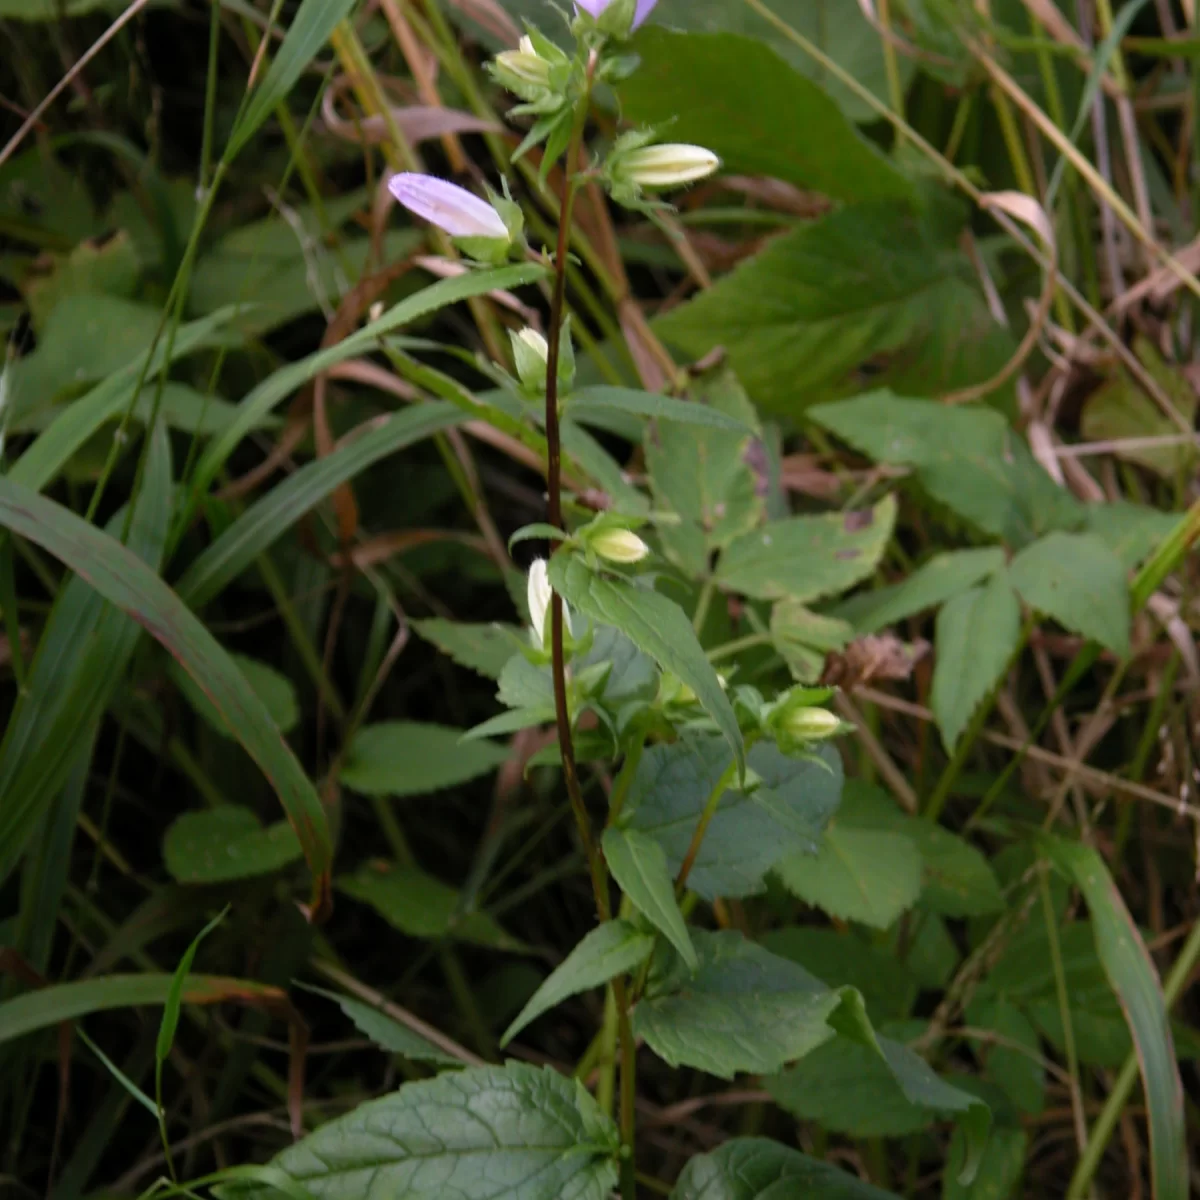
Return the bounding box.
[1041,836,1187,1200]
[0,478,334,913]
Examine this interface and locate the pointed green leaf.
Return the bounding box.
[602,828,696,970]
[567,386,753,431]
[1009,532,1130,658]
[932,572,1022,752]
[338,722,508,797]
[236,1064,620,1200]
[502,920,654,1046]
[550,554,742,769]
[412,619,523,680]
[300,985,460,1066]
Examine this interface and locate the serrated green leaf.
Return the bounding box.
[774,825,922,929]
[549,555,742,769]
[620,29,914,204]
[567,386,752,431]
[835,783,1004,917]
[502,920,654,1046]
[671,1137,901,1200]
[658,211,1014,415]
[171,653,299,737]
[602,828,695,970]
[163,807,302,884]
[1083,500,1180,571]
[236,1063,619,1200]
[338,722,508,797]
[300,985,460,1066]
[811,392,1083,545]
[1008,533,1131,658]
[623,736,842,901]
[411,619,523,680]
[338,861,526,952]
[716,495,895,602]
[932,572,1022,752]
[833,547,1006,634]
[634,930,874,1079]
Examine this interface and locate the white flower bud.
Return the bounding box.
[517,328,548,361]
[494,46,552,90]
[780,707,841,742]
[510,327,549,392]
[591,529,650,565]
[527,559,552,648]
[619,144,720,190]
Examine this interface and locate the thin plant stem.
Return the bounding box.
[675,760,739,896]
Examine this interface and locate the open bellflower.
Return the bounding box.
[574,0,657,35]
[388,173,508,240]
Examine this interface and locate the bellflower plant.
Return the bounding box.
[275,6,990,1199]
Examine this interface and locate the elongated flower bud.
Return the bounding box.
[780,706,841,743]
[388,173,509,241]
[592,529,650,565]
[527,559,552,648]
[511,327,549,392]
[620,144,720,190]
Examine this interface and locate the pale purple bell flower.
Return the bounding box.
[388,173,508,240]
[574,0,658,30]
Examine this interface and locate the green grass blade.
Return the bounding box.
[185,264,546,510]
[0,424,172,887]
[224,0,360,161]
[0,974,282,1047]
[177,401,460,608]
[1040,835,1187,1200]
[0,478,334,909]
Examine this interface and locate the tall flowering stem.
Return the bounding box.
[542,52,638,1200]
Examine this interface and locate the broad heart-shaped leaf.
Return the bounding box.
[810,392,1083,546]
[620,29,913,205]
[835,782,1004,919]
[646,370,763,578]
[833,547,1006,634]
[622,736,843,901]
[671,1137,900,1200]
[1040,835,1186,1200]
[338,861,527,952]
[932,572,1022,752]
[657,208,1013,416]
[549,554,742,770]
[1008,532,1131,658]
[413,619,526,680]
[0,477,333,901]
[716,495,895,603]
[300,984,460,1067]
[774,826,922,930]
[566,386,753,432]
[602,828,696,970]
[502,920,654,1046]
[163,807,302,884]
[634,931,875,1080]
[235,1063,619,1200]
[338,722,508,797]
